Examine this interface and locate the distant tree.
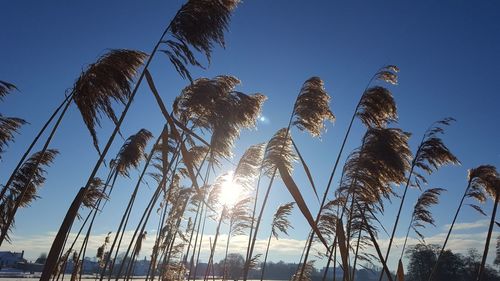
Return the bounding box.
[434,250,465,280]
[219,253,245,280]
[462,248,500,281]
[406,244,438,281]
[36,253,48,264]
[406,245,500,281]
[495,236,500,267]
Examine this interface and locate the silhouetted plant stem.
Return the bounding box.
[41,15,174,279]
[322,236,337,281]
[99,132,161,281]
[147,196,171,281]
[345,193,356,250]
[57,167,114,281]
[243,82,304,281]
[184,202,202,264]
[186,200,205,281]
[204,210,225,281]
[295,230,313,273]
[164,197,190,267]
[162,152,211,280]
[259,232,273,281]
[298,89,364,281]
[78,213,95,281]
[192,205,209,280]
[117,128,208,280]
[428,179,472,281]
[113,176,172,280]
[43,187,87,280]
[243,169,277,280]
[136,138,193,281]
[78,172,119,280]
[222,226,232,281]
[245,168,264,261]
[377,170,414,281]
[378,138,423,281]
[125,232,143,281]
[0,94,71,201]
[113,153,179,280]
[298,69,384,281]
[145,197,168,281]
[399,215,413,261]
[0,96,71,246]
[54,217,78,281]
[350,228,362,280]
[60,205,108,281]
[333,241,337,281]
[477,192,499,281]
[359,204,393,281]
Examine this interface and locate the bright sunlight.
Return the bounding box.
[219,171,243,208]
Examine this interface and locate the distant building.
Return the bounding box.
[0,251,26,268]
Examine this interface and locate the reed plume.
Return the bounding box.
[400,188,445,259]
[114,128,153,177]
[0,115,27,160]
[174,75,266,160]
[292,77,335,137]
[97,232,111,269]
[301,66,400,281]
[262,128,298,177]
[43,0,241,278]
[223,197,253,280]
[228,197,253,236]
[81,177,108,210]
[356,86,397,128]
[317,200,340,242]
[271,202,295,238]
[0,81,26,158]
[248,254,261,270]
[3,149,58,208]
[234,143,266,191]
[412,118,460,188]
[246,75,334,281]
[430,165,499,281]
[334,127,410,279]
[340,128,412,207]
[411,188,446,239]
[188,145,210,168]
[375,65,399,85]
[164,0,240,80]
[72,49,147,154]
[0,80,18,101]
[260,203,295,281]
[291,260,315,281]
[379,118,459,281]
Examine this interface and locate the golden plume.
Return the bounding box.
[234,143,266,191]
[410,188,446,242]
[263,128,297,177]
[293,77,335,137]
[357,86,397,128]
[163,0,240,80]
[72,49,147,154]
[114,129,153,177]
[271,202,295,239]
[174,75,266,159]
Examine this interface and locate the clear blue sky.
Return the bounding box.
[1,0,500,268]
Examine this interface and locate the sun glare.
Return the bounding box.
[219,171,242,208]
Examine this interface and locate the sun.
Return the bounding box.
[218,171,243,208]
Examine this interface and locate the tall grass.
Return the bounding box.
[2,2,499,281]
